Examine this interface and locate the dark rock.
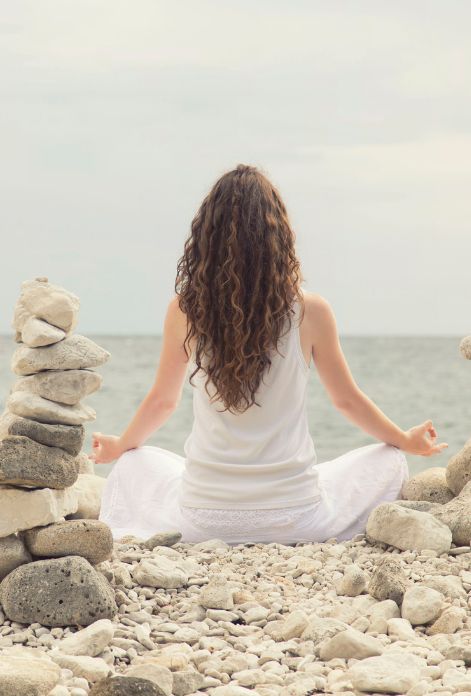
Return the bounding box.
[0,435,78,489]
[0,555,117,627]
[23,520,113,565]
[5,414,84,455]
[89,676,165,696]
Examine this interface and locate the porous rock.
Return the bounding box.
[0,484,78,537]
[366,502,452,553]
[11,334,110,376]
[7,391,96,425]
[401,466,454,504]
[0,435,78,488]
[0,533,32,580]
[0,410,84,455]
[368,556,409,605]
[12,368,102,405]
[0,555,117,626]
[23,519,113,565]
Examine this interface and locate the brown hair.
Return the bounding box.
[175,163,305,414]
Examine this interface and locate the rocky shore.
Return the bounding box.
[0,280,470,695]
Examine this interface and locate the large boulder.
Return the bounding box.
[0,435,78,489]
[366,502,452,554]
[0,534,32,580]
[0,485,78,537]
[430,480,471,546]
[23,519,113,565]
[0,555,117,627]
[0,651,61,695]
[12,277,80,334]
[11,334,110,376]
[0,410,84,455]
[401,467,454,504]
[7,391,96,425]
[446,438,471,495]
[11,368,102,405]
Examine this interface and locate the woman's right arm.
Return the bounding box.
[306,293,448,457]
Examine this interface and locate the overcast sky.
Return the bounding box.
[1,1,470,336]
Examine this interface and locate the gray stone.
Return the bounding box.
[172,670,206,696]
[401,466,454,504]
[446,439,471,495]
[89,676,165,695]
[430,480,471,545]
[21,315,66,347]
[12,368,102,405]
[23,520,113,565]
[0,555,117,627]
[0,435,78,489]
[366,502,452,554]
[0,485,78,537]
[123,665,172,696]
[459,335,471,359]
[0,411,84,455]
[11,334,110,376]
[142,531,183,550]
[368,556,409,605]
[7,391,96,425]
[0,533,32,580]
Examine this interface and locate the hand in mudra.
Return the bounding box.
[89,432,124,464]
[402,420,448,456]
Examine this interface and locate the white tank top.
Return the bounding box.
[177,297,322,510]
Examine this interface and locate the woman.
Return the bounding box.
[92,164,448,545]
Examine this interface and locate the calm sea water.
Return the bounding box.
[0,335,470,479]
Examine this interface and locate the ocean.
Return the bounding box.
[1,335,470,480]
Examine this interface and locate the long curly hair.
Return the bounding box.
[175,163,305,414]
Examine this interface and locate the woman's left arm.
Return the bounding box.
[89,294,190,464]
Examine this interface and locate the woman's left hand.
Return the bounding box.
[89,432,124,464]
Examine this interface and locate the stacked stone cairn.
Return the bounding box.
[0,277,118,628]
[365,334,471,555]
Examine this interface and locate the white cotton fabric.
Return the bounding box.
[99,442,409,544]
[178,296,322,509]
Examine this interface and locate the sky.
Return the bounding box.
[1,1,470,336]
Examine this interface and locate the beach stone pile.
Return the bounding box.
[0,277,118,630]
[365,334,471,557]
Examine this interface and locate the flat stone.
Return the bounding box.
[0,555,117,627]
[21,315,66,347]
[0,533,32,581]
[24,519,113,565]
[12,368,102,405]
[12,277,80,333]
[402,467,454,504]
[401,585,444,625]
[394,499,443,513]
[446,438,471,494]
[319,628,384,660]
[366,502,452,554]
[89,676,165,695]
[300,617,349,646]
[427,606,466,635]
[56,618,115,656]
[0,485,78,537]
[0,435,78,488]
[67,473,107,520]
[142,531,183,550]
[347,652,426,693]
[7,391,96,425]
[11,334,110,376]
[0,652,61,695]
[132,557,188,589]
[0,411,84,455]
[368,556,409,605]
[430,481,471,545]
[48,651,113,682]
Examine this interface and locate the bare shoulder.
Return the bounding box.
[301,291,336,327]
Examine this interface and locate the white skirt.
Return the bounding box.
[98,442,409,545]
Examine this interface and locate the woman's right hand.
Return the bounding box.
[401,420,448,456]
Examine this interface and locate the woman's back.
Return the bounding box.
[178,295,322,509]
